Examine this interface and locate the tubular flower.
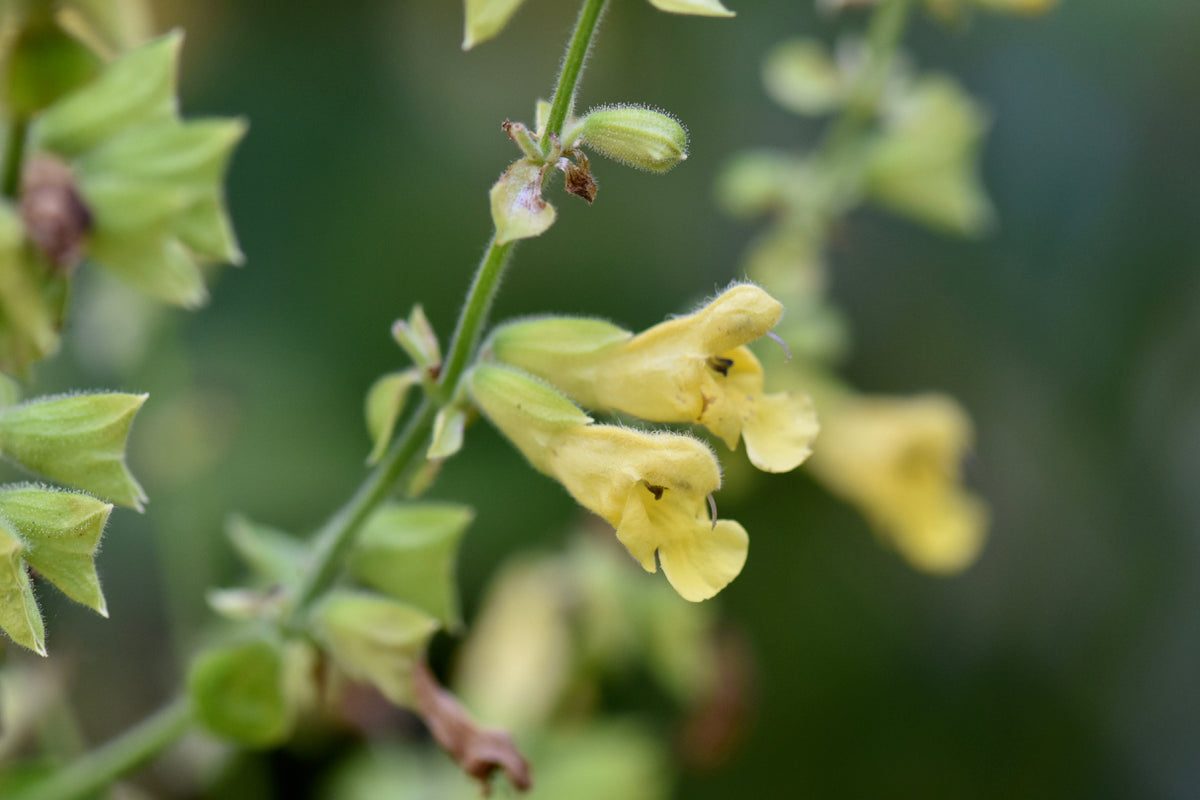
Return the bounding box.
[468,364,747,602]
[805,394,987,574]
[487,284,818,473]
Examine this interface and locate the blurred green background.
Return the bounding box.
[9,0,1200,797]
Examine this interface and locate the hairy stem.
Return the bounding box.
[10,696,192,800]
[292,0,608,621]
[15,3,615,795]
[541,0,608,152]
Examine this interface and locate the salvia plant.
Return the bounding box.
[0,0,1053,796]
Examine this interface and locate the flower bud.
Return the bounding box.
[0,392,148,509]
[188,637,295,747]
[579,106,689,173]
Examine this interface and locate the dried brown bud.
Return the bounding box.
[20,156,91,273]
[558,149,597,204]
[413,661,532,794]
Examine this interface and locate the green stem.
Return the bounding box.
[821,0,913,156]
[437,236,514,398]
[11,696,192,800]
[541,0,608,153]
[288,397,438,622]
[290,0,607,620]
[2,117,30,199]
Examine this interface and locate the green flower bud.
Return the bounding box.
[390,304,441,371]
[578,105,688,173]
[187,637,295,747]
[490,159,556,245]
[33,31,180,158]
[0,392,148,509]
[348,502,473,629]
[0,485,112,618]
[311,591,440,706]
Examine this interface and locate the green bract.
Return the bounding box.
[29,31,246,308]
[311,590,440,706]
[490,159,556,245]
[0,486,113,654]
[0,392,148,509]
[348,502,473,629]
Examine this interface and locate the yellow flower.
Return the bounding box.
[469,364,748,601]
[488,284,818,473]
[805,393,987,574]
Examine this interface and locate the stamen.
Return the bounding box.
[707,493,718,529]
[646,484,665,500]
[708,356,734,377]
[765,330,792,361]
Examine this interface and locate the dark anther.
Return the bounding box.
[708,356,734,377]
[646,484,665,500]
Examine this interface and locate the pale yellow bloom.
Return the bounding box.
[469,364,748,601]
[488,284,818,473]
[806,394,987,574]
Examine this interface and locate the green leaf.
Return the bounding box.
[312,591,439,706]
[88,229,208,308]
[364,369,421,465]
[33,31,181,158]
[348,503,473,629]
[0,524,46,656]
[0,486,112,616]
[489,159,556,246]
[188,638,293,747]
[226,515,307,590]
[0,392,148,509]
[463,0,531,50]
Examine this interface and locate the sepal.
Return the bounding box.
[348,502,473,629]
[311,591,440,706]
[0,392,148,509]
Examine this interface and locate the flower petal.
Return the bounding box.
[742,390,819,473]
[658,519,748,602]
